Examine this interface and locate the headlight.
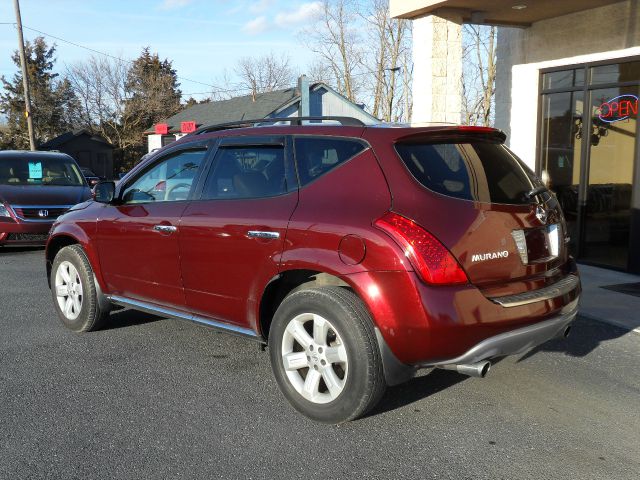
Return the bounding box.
[0,203,11,217]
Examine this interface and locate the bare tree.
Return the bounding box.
[361,0,412,122]
[462,25,497,126]
[207,69,240,101]
[235,53,294,100]
[302,0,363,102]
[66,55,132,150]
[307,59,334,86]
[67,49,182,167]
[302,0,412,122]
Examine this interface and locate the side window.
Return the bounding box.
[201,145,287,199]
[294,137,366,186]
[121,149,206,204]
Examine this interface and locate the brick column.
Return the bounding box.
[411,14,462,124]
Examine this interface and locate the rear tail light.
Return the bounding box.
[374,212,468,285]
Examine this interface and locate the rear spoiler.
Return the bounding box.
[395,126,507,144]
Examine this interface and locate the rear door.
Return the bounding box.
[392,133,568,286]
[178,136,298,328]
[96,144,209,308]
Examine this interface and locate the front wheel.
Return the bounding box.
[51,244,110,332]
[269,286,386,423]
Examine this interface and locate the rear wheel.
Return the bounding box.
[269,286,385,423]
[51,245,110,332]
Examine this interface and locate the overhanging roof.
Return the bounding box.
[390,0,625,26]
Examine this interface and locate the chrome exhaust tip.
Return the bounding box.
[439,360,491,378]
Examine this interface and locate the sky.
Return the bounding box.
[0,0,324,100]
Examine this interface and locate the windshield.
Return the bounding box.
[0,156,85,186]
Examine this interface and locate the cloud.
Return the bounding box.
[159,0,192,10]
[242,16,269,35]
[274,2,322,27]
[249,0,276,14]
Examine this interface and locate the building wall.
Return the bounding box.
[50,136,114,179]
[411,14,462,124]
[148,134,164,152]
[147,133,188,153]
[496,1,640,170]
[494,28,525,144]
[267,88,379,124]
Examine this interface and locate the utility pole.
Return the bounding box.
[13,0,36,151]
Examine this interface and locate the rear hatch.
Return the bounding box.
[392,129,569,288]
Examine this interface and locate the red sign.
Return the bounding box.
[155,123,169,135]
[598,94,638,123]
[181,121,197,133]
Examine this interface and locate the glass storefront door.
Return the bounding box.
[539,59,640,272]
[582,86,637,268]
[540,90,583,254]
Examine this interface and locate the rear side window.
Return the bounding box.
[201,146,287,199]
[395,141,537,204]
[294,137,366,186]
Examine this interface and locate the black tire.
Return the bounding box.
[269,286,386,423]
[50,244,110,332]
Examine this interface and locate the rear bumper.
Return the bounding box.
[0,220,52,245]
[377,296,579,385]
[348,267,581,364]
[421,296,578,367]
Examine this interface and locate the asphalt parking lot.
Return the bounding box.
[1,247,639,480]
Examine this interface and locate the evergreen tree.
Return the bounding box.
[122,48,181,164]
[0,37,79,149]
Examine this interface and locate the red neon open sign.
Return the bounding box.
[598,94,638,123]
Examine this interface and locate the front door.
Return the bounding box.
[179,137,298,330]
[581,85,638,269]
[96,147,208,309]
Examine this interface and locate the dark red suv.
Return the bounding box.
[46,117,580,423]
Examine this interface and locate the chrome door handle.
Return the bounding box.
[247,230,280,239]
[153,225,177,233]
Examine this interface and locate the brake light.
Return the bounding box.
[456,125,497,133]
[374,212,468,285]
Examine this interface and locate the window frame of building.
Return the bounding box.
[537,56,640,272]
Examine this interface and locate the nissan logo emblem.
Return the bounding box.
[38,209,49,218]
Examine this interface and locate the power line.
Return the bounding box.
[1,22,407,101]
[1,21,223,90]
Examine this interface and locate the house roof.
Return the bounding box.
[146,82,379,134]
[146,87,300,134]
[39,129,114,150]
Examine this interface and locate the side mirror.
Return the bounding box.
[93,181,116,204]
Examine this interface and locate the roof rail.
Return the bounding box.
[191,116,366,135]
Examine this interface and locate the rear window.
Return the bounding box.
[294,137,366,186]
[395,141,539,204]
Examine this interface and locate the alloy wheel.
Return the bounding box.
[54,260,84,321]
[281,313,348,404]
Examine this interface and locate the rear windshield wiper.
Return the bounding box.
[524,185,548,200]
